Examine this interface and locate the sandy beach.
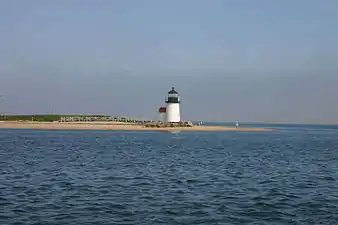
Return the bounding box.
[0,121,276,132]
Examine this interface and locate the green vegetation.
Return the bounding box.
[1,114,106,122]
[1,114,59,122]
[0,114,148,123]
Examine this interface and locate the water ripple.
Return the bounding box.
[0,128,338,224]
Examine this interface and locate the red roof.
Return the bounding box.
[158,107,166,113]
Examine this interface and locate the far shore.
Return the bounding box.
[0,121,277,132]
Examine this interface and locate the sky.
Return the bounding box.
[0,0,338,123]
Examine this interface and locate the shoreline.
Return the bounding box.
[0,121,277,132]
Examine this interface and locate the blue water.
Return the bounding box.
[1,125,338,225]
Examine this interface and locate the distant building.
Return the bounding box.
[158,107,166,122]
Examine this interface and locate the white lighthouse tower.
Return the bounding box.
[165,87,181,123]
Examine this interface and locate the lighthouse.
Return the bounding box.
[165,87,181,123]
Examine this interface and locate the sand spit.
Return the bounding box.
[0,121,277,132]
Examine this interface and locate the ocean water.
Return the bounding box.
[0,125,338,225]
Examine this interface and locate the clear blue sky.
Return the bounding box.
[1,0,338,123]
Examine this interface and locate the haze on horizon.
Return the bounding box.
[1,0,338,124]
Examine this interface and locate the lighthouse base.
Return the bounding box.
[144,121,193,128]
[165,103,180,123]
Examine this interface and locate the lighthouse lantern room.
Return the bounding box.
[165,87,181,123]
